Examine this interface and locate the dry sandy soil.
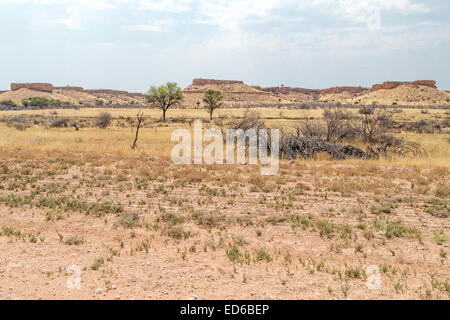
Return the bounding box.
[0,149,448,300]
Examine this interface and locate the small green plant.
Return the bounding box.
[341,282,350,297]
[255,249,272,262]
[434,229,447,245]
[118,213,140,228]
[90,257,104,270]
[226,245,241,262]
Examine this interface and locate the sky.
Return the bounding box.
[0,0,449,92]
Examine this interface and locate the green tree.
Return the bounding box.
[146,82,183,121]
[203,89,224,120]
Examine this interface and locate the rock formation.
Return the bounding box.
[191,79,244,86]
[260,86,366,95]
[371,80,436,91]
[11,83,54,93]
[55,86,85,92]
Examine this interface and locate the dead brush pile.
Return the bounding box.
[279,135,370,160]
[1,114,30,130]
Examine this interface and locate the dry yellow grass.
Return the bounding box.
[0,128,448,168]
[0,107,448,168]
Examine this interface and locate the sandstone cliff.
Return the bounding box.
[11,83,54,93]
[371,80,436,91]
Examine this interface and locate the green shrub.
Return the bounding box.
[0,99,17,107]
[22,97,63,107]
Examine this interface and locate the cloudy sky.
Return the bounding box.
[1,0,449,92]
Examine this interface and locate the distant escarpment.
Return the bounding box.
[191,79,244,86]
[183,78,449,107]
[259,86,367,96]
[371,80,436,91]
[2,79,449,108]
[11,83,54,93]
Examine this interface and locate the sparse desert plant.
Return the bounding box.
[0,99,17,108]
[96,112,112,128]
[65,235,84,245]
[90,257,104,270]
[434,229,447,245]
[226,244,241,262]
[1,114,30,130]
[118,212,140,228]
[50,117,70,128]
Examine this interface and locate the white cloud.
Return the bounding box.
[298,0,430,23]
[196,0,280,30]
[125,19,173,32]
[137,0,192,13]
[51,6,82,30]
[94,42,117,48]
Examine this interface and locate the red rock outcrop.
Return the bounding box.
[55,86,85,92]
[86,89,130,96]
[191,79,244,86]
[86,89,144,98]
[371,80,436,91]
[128,92,144,97]
[261,86,366,95]
[11,83,54,93]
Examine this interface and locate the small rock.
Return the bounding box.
[111,285,117,290]
[115,296,120,300]
[189,295,197,300]
[95,288,103,294]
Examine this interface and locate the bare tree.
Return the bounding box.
[294,118,326,139]
[357,106,393,144]
[131,111,144,150]
[323,108,355,142]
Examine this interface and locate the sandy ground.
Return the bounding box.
[0,150,448,300]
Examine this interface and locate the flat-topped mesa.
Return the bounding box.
[371,80,437,91]
[11,83,54,93]
[191,79,244,86]
[128,92,144,98]
[85,89,130,95]
[85,89,144,98]
[319,86,367,95]
[261,86,366,95]
[54,86,84,92]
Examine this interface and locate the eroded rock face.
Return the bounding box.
[11,83,54,93]
[85,89,144,97]
[261,86,366,95]
[55,86,85,92]
[9,82,145,99]
[371,80,436,91]
[191,79,244,86]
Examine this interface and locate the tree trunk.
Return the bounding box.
[163,109,166,121]
[132,112,144,149]
[210,109,213,120]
